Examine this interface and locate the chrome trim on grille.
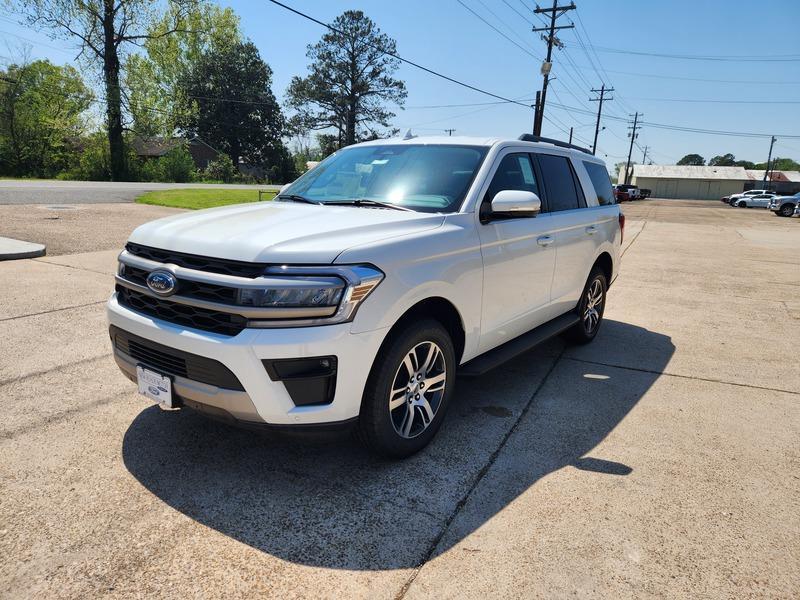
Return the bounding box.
[114,276,338,319]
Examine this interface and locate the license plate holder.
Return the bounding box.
[136,365,174,408]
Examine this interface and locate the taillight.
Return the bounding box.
[618,213,625,243]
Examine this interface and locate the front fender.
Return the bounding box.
[337,214,484,362]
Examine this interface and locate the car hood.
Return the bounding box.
[127,201,445,264]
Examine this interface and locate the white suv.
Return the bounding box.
[108,134,623,457]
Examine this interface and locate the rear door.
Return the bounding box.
[534,152,605,316]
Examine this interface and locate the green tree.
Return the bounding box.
[286,10,407,148]
[733,159,755,169]
[676,153,705,166]
[180,41,289,179]
[0,59,93,177]
[12,0,197,180]
[708,153,736,166]
[755,157,800,171]
[125,3,241,136]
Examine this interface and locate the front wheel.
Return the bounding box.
[736,200,747,208]
[564,269,607,345]
[358,319,456,458]
[779,204,795,217]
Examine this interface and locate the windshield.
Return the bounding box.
[280,144,489,213]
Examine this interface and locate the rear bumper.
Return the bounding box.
[107,292,389,426]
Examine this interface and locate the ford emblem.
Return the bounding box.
[146,270,177,296]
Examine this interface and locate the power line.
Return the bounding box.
[456,0,539,59]
[631,97,800,105]
[585,45,800,62]
[264,0,533,109]
[566,65,800,85]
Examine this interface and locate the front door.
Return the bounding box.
[476,151,556,353]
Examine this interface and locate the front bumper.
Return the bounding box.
[107,292,389,426]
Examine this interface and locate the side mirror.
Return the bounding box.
[490,189,541,216]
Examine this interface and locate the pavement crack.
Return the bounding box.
[0,353,110,388]
[0,389,131,443]
[563,356,800,396]
[394,347,566,600]
[32,257,111,276]
[621,219,647,257]
[0,300,106,322]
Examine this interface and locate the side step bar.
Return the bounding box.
[458,312,580,377]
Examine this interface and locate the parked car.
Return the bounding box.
[639,188,651,199]
[107,134,623,457]
[612,185,629,202]
[733,193,776,208]
[768,193,800,217]
[615,184,641,201]
[726,189,771,206]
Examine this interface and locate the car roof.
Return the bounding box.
[352,135,605,163]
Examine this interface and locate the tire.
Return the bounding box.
[736,200,747,208]
[563,268,607,345]
[779,204,795,217]
[357,319,456,458]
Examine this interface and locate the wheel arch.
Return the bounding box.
[592,251,614,287]
[376,297,466,366]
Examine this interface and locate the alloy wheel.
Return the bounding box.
[389,341,447,439]
[583,278,604,333]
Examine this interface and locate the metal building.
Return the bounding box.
[619,165,750,200]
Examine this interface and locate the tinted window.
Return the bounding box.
[583,161,615,205]
[484,153,539,204]
[537,154,580,212]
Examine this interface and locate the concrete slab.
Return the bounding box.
[36,249,121,276]
[405,362,800,599]
[0,236,45,260]
[0,258,111,320]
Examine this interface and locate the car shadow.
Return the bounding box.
[122,319,674,570]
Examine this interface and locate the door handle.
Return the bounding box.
[537,235,554,247]
[585,225,598,235]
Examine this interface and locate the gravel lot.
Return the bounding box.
[0,200,798,598]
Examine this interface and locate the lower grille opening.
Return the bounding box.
[111,325,244,391]
[116,285,246,336]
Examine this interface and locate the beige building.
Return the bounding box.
[619,165,750,200]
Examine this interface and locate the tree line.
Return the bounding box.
[0,1,406,183]
[676,153,799,171]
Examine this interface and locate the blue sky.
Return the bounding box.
[2,0,799,165]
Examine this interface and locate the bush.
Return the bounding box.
[159,145,196,182]
[204,153,237,183]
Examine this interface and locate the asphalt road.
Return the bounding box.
[0,201,798,598]
[0,180,281,205]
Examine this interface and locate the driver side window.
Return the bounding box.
[483,153,539,207]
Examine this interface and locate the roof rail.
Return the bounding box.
[517,134,591,155]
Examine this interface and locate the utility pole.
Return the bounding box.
[624,112,641,185]
[641,145,648,164]
[568,127,573,145]
[443,128,456,136]
[589,84,613,155]
[532,1,576,135]
[762,135,776,189]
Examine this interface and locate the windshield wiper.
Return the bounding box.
[277,193,322,205]
[326,199,414,212]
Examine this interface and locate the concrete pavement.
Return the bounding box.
[0,200,798,598]
[0,180,281,205]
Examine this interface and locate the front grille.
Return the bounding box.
[111,325,244,390]
[117,285,247,336]
[126,243,267,278]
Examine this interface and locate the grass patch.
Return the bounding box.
[135,188,276,210]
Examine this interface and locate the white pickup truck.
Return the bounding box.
[108,134,623,457]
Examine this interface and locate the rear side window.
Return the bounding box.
[537,154,580,212]
[583,161,615,205]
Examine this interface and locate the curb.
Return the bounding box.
[0,236,46,261]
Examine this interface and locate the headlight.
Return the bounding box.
[245,264,384,327]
